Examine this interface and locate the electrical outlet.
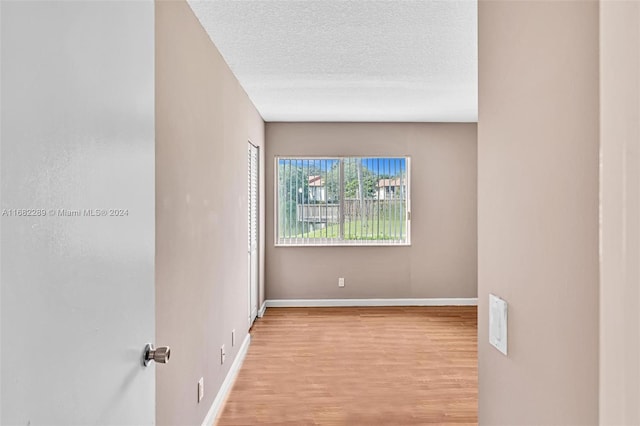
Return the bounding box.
[338,277,345,287]
[220,345,226,365]
[232,329,235,347]
[197,377,204,403]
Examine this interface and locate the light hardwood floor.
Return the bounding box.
[217,306,477,425]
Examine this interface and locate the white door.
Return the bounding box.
[1,2,157,425]
[248,143,259,325]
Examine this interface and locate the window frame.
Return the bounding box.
[273,155,411,247]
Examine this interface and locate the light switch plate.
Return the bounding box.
[489,294,508,355]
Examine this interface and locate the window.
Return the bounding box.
[275,156,411,246]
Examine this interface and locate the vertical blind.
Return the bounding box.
[248,144,258,252]
[275,156,410,246]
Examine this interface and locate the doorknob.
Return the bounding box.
[143,343,171,367]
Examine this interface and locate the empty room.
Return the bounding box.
[1,1,639,426]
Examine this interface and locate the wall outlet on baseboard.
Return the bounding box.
[197,377,204,403]
[220,344,226,364]
[338,277,345,287]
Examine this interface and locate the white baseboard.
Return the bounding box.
[264,298,478,308]
[202,333,251,426]
[257,301,267,318]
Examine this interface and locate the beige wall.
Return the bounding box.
[478,1,600,424]
[599,1,640,424]
[265,123,477,300]
[155,2,265,425]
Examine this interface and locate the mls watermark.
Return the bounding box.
[1,208,129,217]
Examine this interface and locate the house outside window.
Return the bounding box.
[308,176,326,202]
[376,178,403,200]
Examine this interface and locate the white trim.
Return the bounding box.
[275,242,412,248]
[264,298,478,308]
[202,334,251,426]
[257,301,267,318]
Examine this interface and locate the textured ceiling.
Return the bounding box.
[188,0,477,122]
